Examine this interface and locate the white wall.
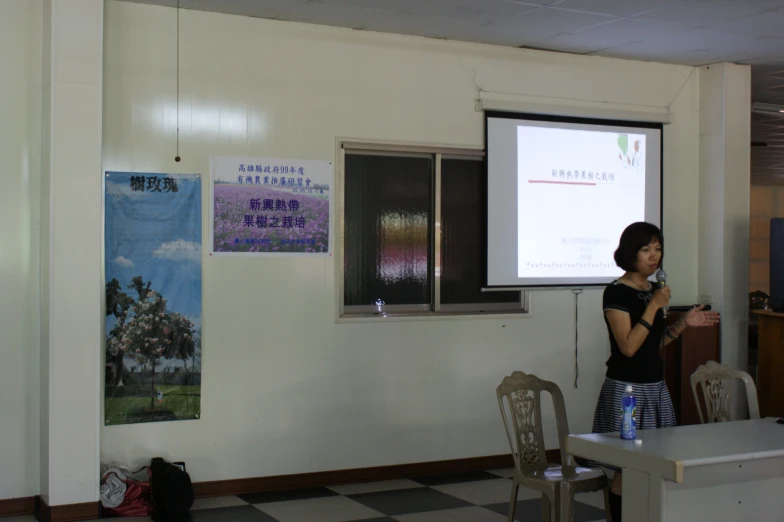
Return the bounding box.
[0,0,42,501]
[99,1,701,483]
[698,63,751,372]
[39,0,104,507]
[721,65,751,373]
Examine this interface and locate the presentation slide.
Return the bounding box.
[486,113,661,288]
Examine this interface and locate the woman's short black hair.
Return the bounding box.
[613,222,663,273]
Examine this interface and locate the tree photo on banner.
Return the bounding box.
[210,156,332,255]
[104,172,202,426]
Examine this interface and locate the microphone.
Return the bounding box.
[655,269,668,318]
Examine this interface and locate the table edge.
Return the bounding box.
[682,449,784,467]
[566,435,684,483]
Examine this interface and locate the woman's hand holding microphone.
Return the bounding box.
[651,286,671,311]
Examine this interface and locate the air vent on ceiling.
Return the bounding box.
[752,102,784,116]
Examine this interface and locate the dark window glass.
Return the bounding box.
[344,154,433,306]
[441,158,519,304]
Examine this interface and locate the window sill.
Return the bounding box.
[336,310,531,324]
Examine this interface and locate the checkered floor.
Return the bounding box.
[5,469,608,522]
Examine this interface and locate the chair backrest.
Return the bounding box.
[749,291,769,311]
[690,360,760,423]
[496,371,574,471]
[749,291,770,324]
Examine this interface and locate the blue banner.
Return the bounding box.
[104,172,202,425]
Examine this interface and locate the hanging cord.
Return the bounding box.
[572,289,583,388]
[174,1,181,162]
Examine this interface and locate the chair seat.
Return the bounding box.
[518,464,607,483]
[516,464,609,501]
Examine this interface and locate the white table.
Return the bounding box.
[566,418,784,522]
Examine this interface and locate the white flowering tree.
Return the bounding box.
[106,276,196,410]
[106,278,134,386]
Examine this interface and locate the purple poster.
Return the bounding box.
[210,156,332,255]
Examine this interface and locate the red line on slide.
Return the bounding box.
[528,180,597,186]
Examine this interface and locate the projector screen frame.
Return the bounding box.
[482,110,664,290]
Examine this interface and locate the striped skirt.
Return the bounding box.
[589,378,676,470]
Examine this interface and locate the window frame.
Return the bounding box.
[336,139,529,321]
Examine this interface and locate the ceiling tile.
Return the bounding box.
[573,17,683,42]
[116,0,784,75]
[633,0,761,25]
[550,0,676,18]
[644,28,758,57]
[183,0,310,19]
[538,17,687,54]
[282,2,399,28]
[709,9,784,38]
[314,0,425,12]
[673,33,784,66]
[594,38,759,66]
[501,0,568,6]
[493,6,615,35]
[705,0,784,11]
[407,0,540,23]
[739,41,784,63]
[460,8,617,49]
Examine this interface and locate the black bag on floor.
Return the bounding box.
[149,457,194,522]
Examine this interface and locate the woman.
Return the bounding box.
[593,222,719,521]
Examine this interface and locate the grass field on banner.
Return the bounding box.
[213,184,329,253]
[105,384,201,425]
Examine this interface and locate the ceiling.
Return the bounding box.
[120,0,784,185]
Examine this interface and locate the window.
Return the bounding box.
[340,143,527,318]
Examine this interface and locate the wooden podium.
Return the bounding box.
[755,311,784,418]
[663,311,721,426]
